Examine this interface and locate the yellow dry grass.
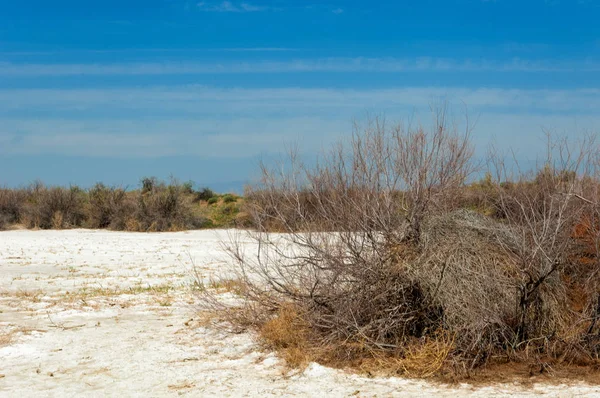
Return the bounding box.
[379,333,455,378]
[257,303,456,378]
[0,327,46,348]
[259,304,310,368]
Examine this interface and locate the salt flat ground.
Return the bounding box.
[0,229,599,398]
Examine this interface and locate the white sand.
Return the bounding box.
[1,229,598,397]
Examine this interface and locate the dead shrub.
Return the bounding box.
[21,182,86,229]
[51,211,64,229]
[0,188,27,229]
[124,216,141,232]
[486,134,600,360]
[133,178,207,232]
[203,112,600,378]
[207,108,486,375]
[234,211,253,228]
[86,183,135,229]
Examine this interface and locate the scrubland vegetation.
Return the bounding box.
[5,108,600,382]
[0,178,243,231]
[198,108,600,380]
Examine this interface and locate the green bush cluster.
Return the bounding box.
[222,194,237,203]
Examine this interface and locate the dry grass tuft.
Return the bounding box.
[259,304,310,368]
[384,333,455,378]
[15,289,45,303]
[0,327,46,348]
[168,381,195,390]
[0,331,15,347]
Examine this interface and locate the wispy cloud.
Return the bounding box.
[0,117,337,158]
[196,1,271,12]
[501,42,551,53]
[0,86,598,158]
[1,57,599,76]
[332,8,344,14]
[1,86,598,114]
[0,47,296,56]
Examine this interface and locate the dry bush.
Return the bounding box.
[202,112,600,377]
[452,173,499,216]
[234,210,253,228]
[414,210,520,364]
[21,182,86,229]
[487,134,600,361]
[86,183,136,229]
[244,107,473,237]
[0,188,27,229]
[205,108,502,374]
[133,178,207,231]
[0,178,221,232]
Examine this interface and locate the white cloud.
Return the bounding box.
[0,117,341,158]
[0,86,598,159]
[0,47,296,55]
[332,8,344,14]
[0,57,597,77]
[240,2,266,11]
[196,1,269,12]
[0,86,598,114]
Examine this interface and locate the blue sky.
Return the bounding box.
[1,0,599,191]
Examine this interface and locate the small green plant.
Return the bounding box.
[182,181,195,195]
[220,203,237,215]
[207,197,218,205]
[222,194,237,204]
[200,218,215,228]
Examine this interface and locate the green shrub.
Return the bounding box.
[199,218,215,228]
[209,202,240,227]
[194,187,215,202]
[182,181,195,195]
[220,203,237,215]
[222,194,237,204]
[207,197,218,205]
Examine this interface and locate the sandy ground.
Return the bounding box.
[1,229,600,397]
